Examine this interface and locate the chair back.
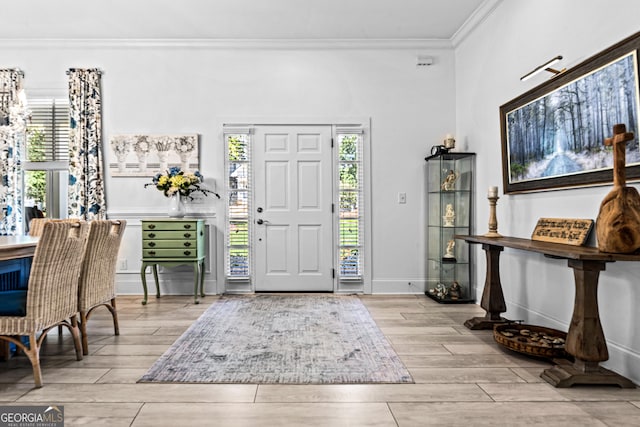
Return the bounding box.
[26,222,89,328]
[28,218,50,237]
[78,220,127,310]
[29,218,83,237]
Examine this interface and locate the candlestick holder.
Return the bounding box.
[484,195,503,238]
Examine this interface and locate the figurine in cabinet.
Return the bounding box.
[441,169,459,191]
[443,204,455,227]
[435,283,448,299]
[443,239,456,262]
[449,281,462,300]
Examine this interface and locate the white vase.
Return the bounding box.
[168,193,186,218]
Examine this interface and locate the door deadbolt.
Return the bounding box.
[257,207,263,213]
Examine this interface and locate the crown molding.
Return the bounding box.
[451,0,503,48]
[0,2,502,52]
[0,38,453,50]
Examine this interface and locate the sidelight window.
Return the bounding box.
[336,129,364,279]
[224,129,251,278]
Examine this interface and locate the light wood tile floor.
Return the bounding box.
[1,295,639,426]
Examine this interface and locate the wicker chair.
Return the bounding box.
[29,218,87,335]
[0,221,89,388]
[78,220,126,355]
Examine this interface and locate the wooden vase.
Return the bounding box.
[595,124,640,253]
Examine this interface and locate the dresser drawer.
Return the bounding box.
[143,239,197,249]
[142,221,198,231]
[143,230,199,240]
[143,248,199,258]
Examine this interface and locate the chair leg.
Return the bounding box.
[21,332,43,388]
[69,316,83,361]
[79,311,89,356]
[110,298,120,336]
[0,334,42,387]
[29,332,43,388]
[81,300,120,355]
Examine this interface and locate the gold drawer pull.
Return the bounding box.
[148,233,156,238]
[184,233,192,238]
[148,242,156,247]
[148,224,156,229]
[183,242,192,247]
[184,250,192,256]
[183,224,192,229]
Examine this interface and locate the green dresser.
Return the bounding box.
[140,218,206,304]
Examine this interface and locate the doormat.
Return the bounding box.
[138,294,413,384]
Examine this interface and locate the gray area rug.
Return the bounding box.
[139,294,413,384]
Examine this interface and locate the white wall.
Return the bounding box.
[455,0,640,384]
[1,40,456,295]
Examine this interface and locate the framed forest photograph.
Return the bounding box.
[500,31,640,194]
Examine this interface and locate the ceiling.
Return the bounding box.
[3,0,488,41]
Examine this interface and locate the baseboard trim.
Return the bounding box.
[371,279,427,294]
[116,274,218,296]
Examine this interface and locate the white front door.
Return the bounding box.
[253,125,334,292]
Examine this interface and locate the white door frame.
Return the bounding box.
[217,117,372,295]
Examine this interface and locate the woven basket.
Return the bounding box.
[494,323,567,359]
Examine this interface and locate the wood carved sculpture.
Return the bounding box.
[596,123,640,253]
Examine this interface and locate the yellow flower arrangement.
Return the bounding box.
[145,167,219,199]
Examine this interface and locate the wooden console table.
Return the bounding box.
[456,234,639,388]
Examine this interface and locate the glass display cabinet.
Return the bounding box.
[425,152,475,303]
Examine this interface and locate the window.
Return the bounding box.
[24,98,69,221]
[224,129,252,279]
[336,129,364,279]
